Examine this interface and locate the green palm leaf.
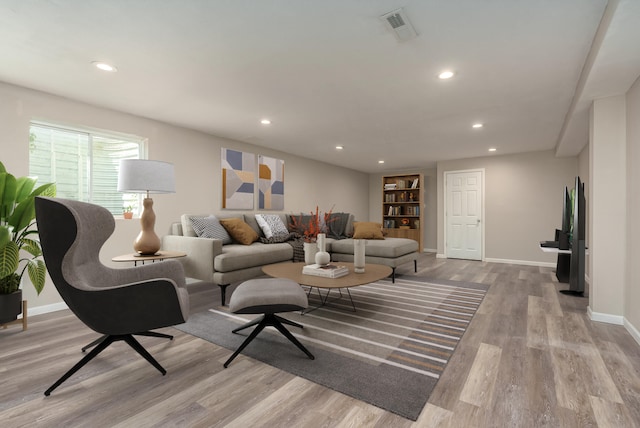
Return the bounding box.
[0,226,10,248]
[15,176,36,203]
[0,172,17,221]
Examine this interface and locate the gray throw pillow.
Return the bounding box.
[190,215,233,244]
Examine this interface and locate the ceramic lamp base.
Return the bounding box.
[133,197,161,255]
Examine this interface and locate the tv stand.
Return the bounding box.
[539,244,587,296]
[559,289,584,296]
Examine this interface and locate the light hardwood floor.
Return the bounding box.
[1,254,640,427]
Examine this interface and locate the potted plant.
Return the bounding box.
[123,205,133,219]
[0,161,56,324]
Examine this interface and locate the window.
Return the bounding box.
[29,122,145,216]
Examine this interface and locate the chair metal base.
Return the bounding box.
[81,331,173,352]
[45,334,166,396]
[223,313,314,368]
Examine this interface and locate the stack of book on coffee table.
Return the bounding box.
[302,263,349,278]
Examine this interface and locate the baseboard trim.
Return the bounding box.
[587,306,624,325]
[434,255,555,267]
[423,248,437,253]
[623,318,640,347]
[27,301,68,317]
[484,257,556,268]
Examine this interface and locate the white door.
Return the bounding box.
[445,170,483,260]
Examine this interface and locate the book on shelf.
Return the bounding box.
[302,263,349,278]
[384,183,397,190]
[411,178,419,188]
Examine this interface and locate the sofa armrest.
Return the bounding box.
[161,235,223,282]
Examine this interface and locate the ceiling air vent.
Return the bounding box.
[380,8,417,42]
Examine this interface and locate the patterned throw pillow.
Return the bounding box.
[255,214,289,239]
[190,215,232,244]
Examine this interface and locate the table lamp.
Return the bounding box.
[117,159,175,255]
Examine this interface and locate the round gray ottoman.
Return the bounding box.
[223,278,315,367]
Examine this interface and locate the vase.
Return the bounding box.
[354,239,366,273]
[134,198,161,255]
[315,250,330,266]
[304,241,318,265]
[314,233,330,265]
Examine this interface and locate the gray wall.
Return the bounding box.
[436,150,578,265]
[625,75,640,332]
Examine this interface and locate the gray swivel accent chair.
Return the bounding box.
[35,197,190,396]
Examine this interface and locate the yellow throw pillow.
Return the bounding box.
[352,222,384,239]
[219,218,259,245]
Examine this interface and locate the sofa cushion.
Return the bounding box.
[331,237,418,258]
[190,215,232,244]
[180,214,199,237]
[255,214,289,239]
[214,243,293,272]
[352,222,384,239]
[219,218,259,245]
[242,214,264,237]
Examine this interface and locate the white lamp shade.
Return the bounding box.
[117,159,175,194]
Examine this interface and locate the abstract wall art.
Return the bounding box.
[258,155,284,210]
[221,148,255,209]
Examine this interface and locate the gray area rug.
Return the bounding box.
[175,276,488,420]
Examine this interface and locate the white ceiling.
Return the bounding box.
[1,0,638,173]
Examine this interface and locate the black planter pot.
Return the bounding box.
[0,290,23,324]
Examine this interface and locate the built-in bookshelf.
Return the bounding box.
[382,173,424,251]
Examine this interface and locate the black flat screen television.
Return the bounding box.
[563,176,586,295]
[559,186,572,250]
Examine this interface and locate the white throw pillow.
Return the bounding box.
[255,214,289,239]
[190,215,233,244]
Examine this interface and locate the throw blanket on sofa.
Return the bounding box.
[327,212,351,239]
[260,233,306,262]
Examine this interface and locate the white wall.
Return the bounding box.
[0,82,369,313]
[436,150,578,265]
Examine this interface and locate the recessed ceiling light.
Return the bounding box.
[378,160,385,164]
[488,148,497,152]
[260,119,271,125]
[92,61,117,72]
[472,123,483,128]
[335,145,344,150]
[438,70,454,79]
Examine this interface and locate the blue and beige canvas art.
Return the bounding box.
[258,155,284,210]
[221,148,255,209]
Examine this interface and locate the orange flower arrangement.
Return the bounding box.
[290,206,334,243]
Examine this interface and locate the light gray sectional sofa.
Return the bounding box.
[162,213,419,304]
